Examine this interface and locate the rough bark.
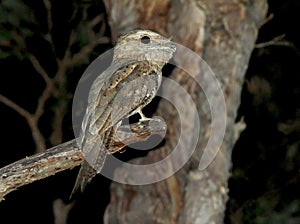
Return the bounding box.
[0,119,165,201]
[103,0,268,223]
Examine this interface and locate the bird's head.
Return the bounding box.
[113,30,176,65]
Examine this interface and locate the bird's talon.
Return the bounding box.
[137,109,151,122]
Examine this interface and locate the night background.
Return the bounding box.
[0,0,299,223]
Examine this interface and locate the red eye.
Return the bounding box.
[140,36,151,44]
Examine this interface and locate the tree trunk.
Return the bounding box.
[102,0,268,223]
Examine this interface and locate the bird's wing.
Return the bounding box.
[108,71,160,124]
[72,62,137,196]
[72,61,159,196]
[78,61,136,146]
[82,61,159,144]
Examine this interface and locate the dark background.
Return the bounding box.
[0,0,299,223]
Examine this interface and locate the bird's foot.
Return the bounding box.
[137,109,151,122]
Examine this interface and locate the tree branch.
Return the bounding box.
[0,94,32,120]
[69,37,110,67]
[43,0,56,53]
[3,30,52,152]
[255,34,293,48]
[0,118,166,201]
[28,54,52,84]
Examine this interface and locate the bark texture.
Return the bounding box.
[103,0,268,223]
[0,119,165,201]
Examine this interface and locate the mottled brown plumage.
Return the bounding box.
[71,30,176,196]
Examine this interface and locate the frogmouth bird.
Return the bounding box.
[71,30,176,196]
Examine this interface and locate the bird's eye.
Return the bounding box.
[140,36,151,44]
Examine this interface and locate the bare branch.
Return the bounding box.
[67,30,77,53]
[49,102,68,146]
[10,28,53,87]
[28,54,52,84]
[68,13,110,67]
[0,139,81,202]
[34,81,54,119]
[27,119,46,153]
[88,14,105,29]
[49,58,70,147]
[0,53,53,151]
[7,26,53,152]
[53,199,75,224]
[69,37,110,66]
[42,0,56,54]
[0,118,166,201]
[260,13,274,28]
[9,27,54,125]
[255,34,293,48]
[11,30,26,49]
[7,27,53,151]
[0,95,47,152]
[43,0,53,32]
[0,94,32,120]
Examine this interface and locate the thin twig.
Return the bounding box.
[88,14,105,29]
[27,118,47,152]
[69,37,110,66]
[0,95,46,152]
[1,2,110,154]
[49,45,71,145]
[0,95,32,120]
[53,199,75,224]
[49,101,68,146]
[68,13,109,67]
[43,0,56,54]
[43,0,53,32]
[9,27,51,151]
[259,13,274,28]
[255,34,293,48]
[34,81,54,119]
[28,54,52,84]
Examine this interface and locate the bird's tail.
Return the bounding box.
[70,160,97,198]
[70,127,114,199]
